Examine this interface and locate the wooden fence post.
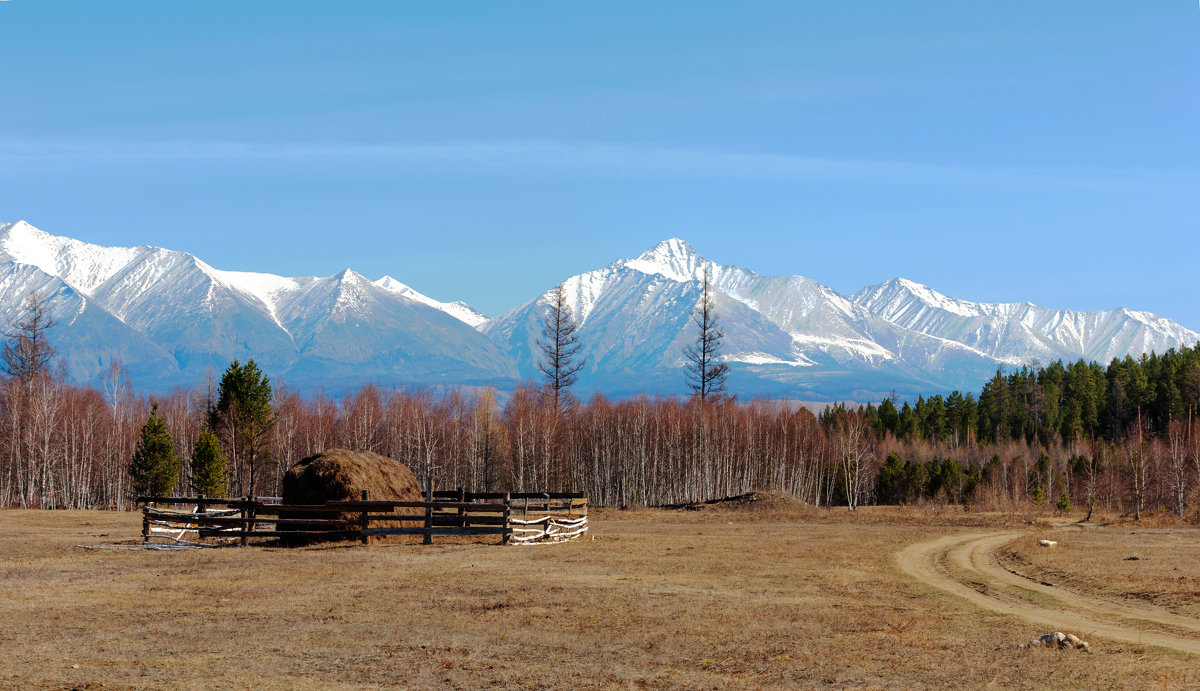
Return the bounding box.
[141,503,149,544]
[457,487,466,529]
[196,494,206,544]
[360,489,370,545]
[241,496,251,547]
[423,486,433,545]
[502,492,511,545]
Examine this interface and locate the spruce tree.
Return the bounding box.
[190,429,227,497]
[129,402,180,497]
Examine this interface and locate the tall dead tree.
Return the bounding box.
[2,291,56,386]
[684,267,729,401]
[537,283,585,413]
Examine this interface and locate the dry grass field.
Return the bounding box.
[3,503,1199,690]
[999,525,1200,619]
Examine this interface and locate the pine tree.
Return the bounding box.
[683,266,729,401]
[536,283,585,412]
[129,402,180,497]
[190,428,227,497]
[210,359,275,497]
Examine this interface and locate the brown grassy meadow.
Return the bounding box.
[999,524,1200,620]
[3,505,1199,690]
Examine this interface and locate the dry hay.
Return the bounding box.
[279,449,424,543]
[281,448,423,505]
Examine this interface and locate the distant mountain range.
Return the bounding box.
[1,220,1195,401]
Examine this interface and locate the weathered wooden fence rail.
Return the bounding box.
[137,491,587,546]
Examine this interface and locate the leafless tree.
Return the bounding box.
[537,283,585,413]
[831,406,874,510]
[684,267,728,401]
[1125,410,1148,521]
[2,291,56,386]
[1167,418,1189,518]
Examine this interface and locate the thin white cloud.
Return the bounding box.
[0,137,1190,190]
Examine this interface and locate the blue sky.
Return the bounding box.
[2,2,1198,327]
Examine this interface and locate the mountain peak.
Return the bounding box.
[337,268,367,283]
[0,220,147,294]
[0,218,52,246]
[856,276,983,319]
[624,238,708,282]
[373,274,488,327]
[639,237,697,260]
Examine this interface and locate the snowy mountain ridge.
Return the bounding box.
[622,238,1199,369]
[0,221,1195,400]
[0,220,513,389]
[0,220,483,331]
[483,238,1199,398]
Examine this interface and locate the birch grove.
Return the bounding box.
[0,373,1197,516]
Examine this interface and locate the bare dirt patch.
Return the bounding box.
[3,509,1199,689]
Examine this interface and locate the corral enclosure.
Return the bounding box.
[140,491,588,546]
[139,448,589,547]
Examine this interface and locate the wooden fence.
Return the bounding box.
[137,490,587,547]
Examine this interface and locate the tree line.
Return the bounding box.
[864,348,1200,447]
[2,288,1199,520]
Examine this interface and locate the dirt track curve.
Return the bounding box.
[896,530,1200,655]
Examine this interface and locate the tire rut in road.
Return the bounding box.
[896,530,1200,655]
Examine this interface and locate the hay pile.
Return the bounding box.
[281,449,424,505]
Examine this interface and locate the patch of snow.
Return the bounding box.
[561,267,617,325]
[725,351,813,367]
[209,266,303,330]
[374,276,488,327]
[790,333,897,361]
[0,220,143,294]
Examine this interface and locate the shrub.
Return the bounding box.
[1056,490,1071,515]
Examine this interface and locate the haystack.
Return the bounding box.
[281,449,423,505]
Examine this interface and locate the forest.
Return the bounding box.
[3,340,1200,519]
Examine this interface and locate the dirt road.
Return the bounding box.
[896,530,1200,655]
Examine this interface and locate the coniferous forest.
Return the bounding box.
[3,330,1200,518]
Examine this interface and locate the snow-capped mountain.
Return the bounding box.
[852,277,1198,368]
[484,239,1200,399]
[374,276,488,328]
[0,221,1195,400]
[0,221,513,389]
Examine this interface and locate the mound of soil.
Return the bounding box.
[281,448,423,505]
[661,491,813,515]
